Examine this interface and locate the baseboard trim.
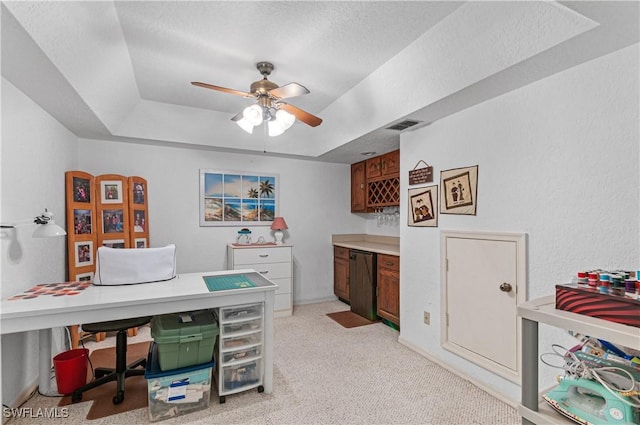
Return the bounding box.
[397,335,519,410]
[293,296,338,306]
[3,381,38,424]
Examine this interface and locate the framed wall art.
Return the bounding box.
[408,185,438,227]
[75,272,94,282]
[134,237,148,248]
[102,239,125,249]
[95,174,130,248]
[73,209,92,235]
[75,241,94,267]
[128,176,149,247]
[200,169,279,226]
[100,180,123,204]
[440,165,479,215]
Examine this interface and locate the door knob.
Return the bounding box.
[499,282,512,292]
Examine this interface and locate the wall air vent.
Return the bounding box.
[386,120,422,131]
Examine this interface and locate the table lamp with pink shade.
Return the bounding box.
[270,217,288,244]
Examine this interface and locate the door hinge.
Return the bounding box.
[446,259,449,272]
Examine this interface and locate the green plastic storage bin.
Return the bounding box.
[150,309,218,371]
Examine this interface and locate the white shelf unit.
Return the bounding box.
[227,244,293,317]
[214,302,265,403]
[517,295,640,425]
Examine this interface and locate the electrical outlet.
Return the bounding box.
[423,311,430,325]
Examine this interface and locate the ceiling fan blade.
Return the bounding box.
[230,111,244,121]
[279,103,322,127]
[269,83,310,99]
[191,82,253,98]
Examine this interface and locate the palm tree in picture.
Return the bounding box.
[259,180,274,198]
[247,188,259,198]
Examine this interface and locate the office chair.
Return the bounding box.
[71,316,152,405]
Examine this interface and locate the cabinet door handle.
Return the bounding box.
[385,261,394,266]
[259,254,269,258]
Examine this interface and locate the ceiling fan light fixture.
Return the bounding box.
[243,104,264,126]
[268,119,286,137]
[236,117,254,134]
[275,109,295,130]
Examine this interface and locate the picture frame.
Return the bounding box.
[72,177,92,203]
[408,185,438,227]
[74,241,94,267]
[102,239,125,249]
[134,237,147,249]
[73,209,92,234]
[133,210,146,233]
[132,181,145,205]
[440,165,479,215]
[75,272,94,283]
[100,180,123,204]
[102,209,124,233]
[200,169,279,226]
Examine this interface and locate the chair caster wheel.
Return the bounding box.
[71,392,82,403]
[219,396,226,404]
[258,385,264,393]
[113,391,124,405]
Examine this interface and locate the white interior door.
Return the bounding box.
[441,231,526,383]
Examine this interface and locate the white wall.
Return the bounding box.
[399,44,639,401]
[77,140,365,305]
[1,78,78,406]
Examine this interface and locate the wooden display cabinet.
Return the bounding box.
[376,254,400,326]
[333,246,350,302]
[351,161,367,212]
[366,150,400,179]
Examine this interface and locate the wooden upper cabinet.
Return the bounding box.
[366,157,383,179]
[380,150,400,176]
[367,150,400,180]
[351,161,367,212]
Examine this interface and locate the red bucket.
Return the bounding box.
[53,348,89,394]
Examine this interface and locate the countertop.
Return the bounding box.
[332,234,399,256]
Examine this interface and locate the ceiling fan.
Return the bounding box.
[192,62,322,136]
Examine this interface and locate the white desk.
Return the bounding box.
[1,269,277,396]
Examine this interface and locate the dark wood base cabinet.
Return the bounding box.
[377,254,400,326]
[333,246,350,302]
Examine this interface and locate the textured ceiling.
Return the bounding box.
[2,1,638,163]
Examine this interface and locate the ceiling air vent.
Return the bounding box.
[386,120,421,131]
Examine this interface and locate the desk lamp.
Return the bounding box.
[270,217,288,245]
[1,208,67,237]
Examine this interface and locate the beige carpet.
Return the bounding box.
[58,342,150,420]
[15,301,520,424]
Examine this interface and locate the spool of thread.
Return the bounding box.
[576,271,588,285]
[611,275,624,296]
[598,273,610,294]
[588,272,599,287]
[625,279,636,298]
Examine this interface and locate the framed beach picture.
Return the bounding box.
[408,185,438,227]
[199,169,278,226]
